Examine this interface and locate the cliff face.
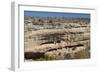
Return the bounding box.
[24,16,90,61]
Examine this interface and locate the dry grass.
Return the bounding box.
[74,48,90,59]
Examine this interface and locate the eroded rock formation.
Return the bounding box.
[24,16,90,61]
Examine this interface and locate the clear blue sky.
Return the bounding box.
[24,11,90,18]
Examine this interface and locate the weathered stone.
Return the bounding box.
[24,16,90,60]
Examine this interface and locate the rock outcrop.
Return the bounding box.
[24,16,90,60]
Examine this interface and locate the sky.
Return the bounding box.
[24,11,90,18]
